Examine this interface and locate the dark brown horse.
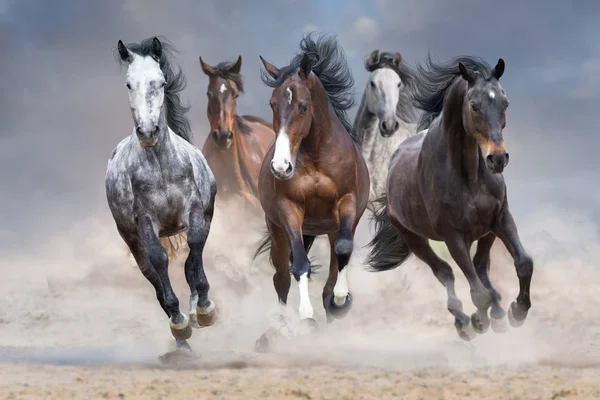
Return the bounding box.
[199,56,275,211]
[367,56,533,341]
[255,34,370,329]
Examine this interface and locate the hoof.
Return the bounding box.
[508,302,527,328]
[299,318,318,334]
[176,339,192,353]
[471,310,490,334]
[170,314,192,340]
[327,293,353,320]
[455,314,477,341]
[255,328,285,353]
[196,300,217,327]
[491,315,510,333]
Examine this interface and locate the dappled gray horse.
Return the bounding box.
[105,37,217,352]
[353,50,420,211]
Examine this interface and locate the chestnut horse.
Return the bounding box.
[367,56,533,341]
[199,56,275,211]
[255,34,370,329]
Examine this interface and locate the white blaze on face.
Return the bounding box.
[367,68,401,117]
[219,83,227,93]
[287,87,293,105]
[489,90,496,99]
[126,54,165,133]
[298,272,313,320]
[271,127,292,174]
[333,268,349,306]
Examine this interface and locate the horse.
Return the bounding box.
[254,33,370,335]
[199,55,275,212]
[106,37,218,352]
[366,55,534,341]
[352,49,420,212]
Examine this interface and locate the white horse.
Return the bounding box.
[353,50,421,212]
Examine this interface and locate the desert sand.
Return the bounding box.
[1,203,599,399]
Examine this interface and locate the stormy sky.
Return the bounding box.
[0,0,599,252]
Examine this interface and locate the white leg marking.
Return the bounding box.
[189,294,199,315]
[169,313,189,330]
[287,87,293,105]
[272,129,292,174]
[219,83,227,93]
[333,268,349,306]
[298,272,314,320]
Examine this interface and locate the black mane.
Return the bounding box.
[116,37,192,142]
[365,51,420,124]
[260,33,358,145]
[414,55,493,132]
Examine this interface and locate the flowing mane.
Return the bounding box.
[365,51,420,124]
[414,55,493,132]
[208,61,245,93]
[260,33,358,145]
[115,37,192,142]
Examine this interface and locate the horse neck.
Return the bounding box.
[441,81,480,182]
[353,90,378,148]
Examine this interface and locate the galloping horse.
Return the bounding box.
[106,37,217,351]
[255,34,369,329]
[199,56,275,211]
[367,56,533,340]
[353,49,419,211]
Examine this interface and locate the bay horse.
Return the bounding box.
[353,49,420,212]
[255,34,370,330]
[199,55,275,211]
[367,55,534,341]
[106,37,217,352]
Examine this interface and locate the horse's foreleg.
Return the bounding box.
[136,216,191,347]
[494,209,533,328]
[267,220,292,306]
[185,206,216,330]
[277,204,315,326]
[325,195,356,320]
[472,233,508,333]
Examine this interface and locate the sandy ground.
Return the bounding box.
[1,203,600,399]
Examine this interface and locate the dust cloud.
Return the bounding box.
[1,198,599,373]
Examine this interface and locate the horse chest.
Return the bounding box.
[459,189,502,233]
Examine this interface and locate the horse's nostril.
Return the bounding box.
[381,121,387,131]
[285,163,293,175]
[136,126,143,136]
[393,121,400,131]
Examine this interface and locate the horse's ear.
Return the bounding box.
[150,37,162,61]
[491,58,505,80]
[259,55,279,79]
[299,53,312,80]
[393,52,402,67]
[367,49,380,67]
[458,62,475,85]
[117,40,133,63]
[229,55,242,74]
[199,56,214,76]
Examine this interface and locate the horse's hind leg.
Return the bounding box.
[185,205,216,329]
[391,223,476,340]
[494,210,534,328]
[471,233,507,334]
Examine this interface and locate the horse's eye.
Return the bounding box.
[397,82,402,88]
[125,83,131,90]
[207,91,212,98]
[161,81,167,88]
[470,102,480,113]
[370,81,376,88]
[300,105,308,114]
[269,101,274,109]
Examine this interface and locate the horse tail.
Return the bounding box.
[366,194,412,272]
[253,231,321,275]
[160,233,188,261]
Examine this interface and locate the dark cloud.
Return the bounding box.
[0,0,598,250]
